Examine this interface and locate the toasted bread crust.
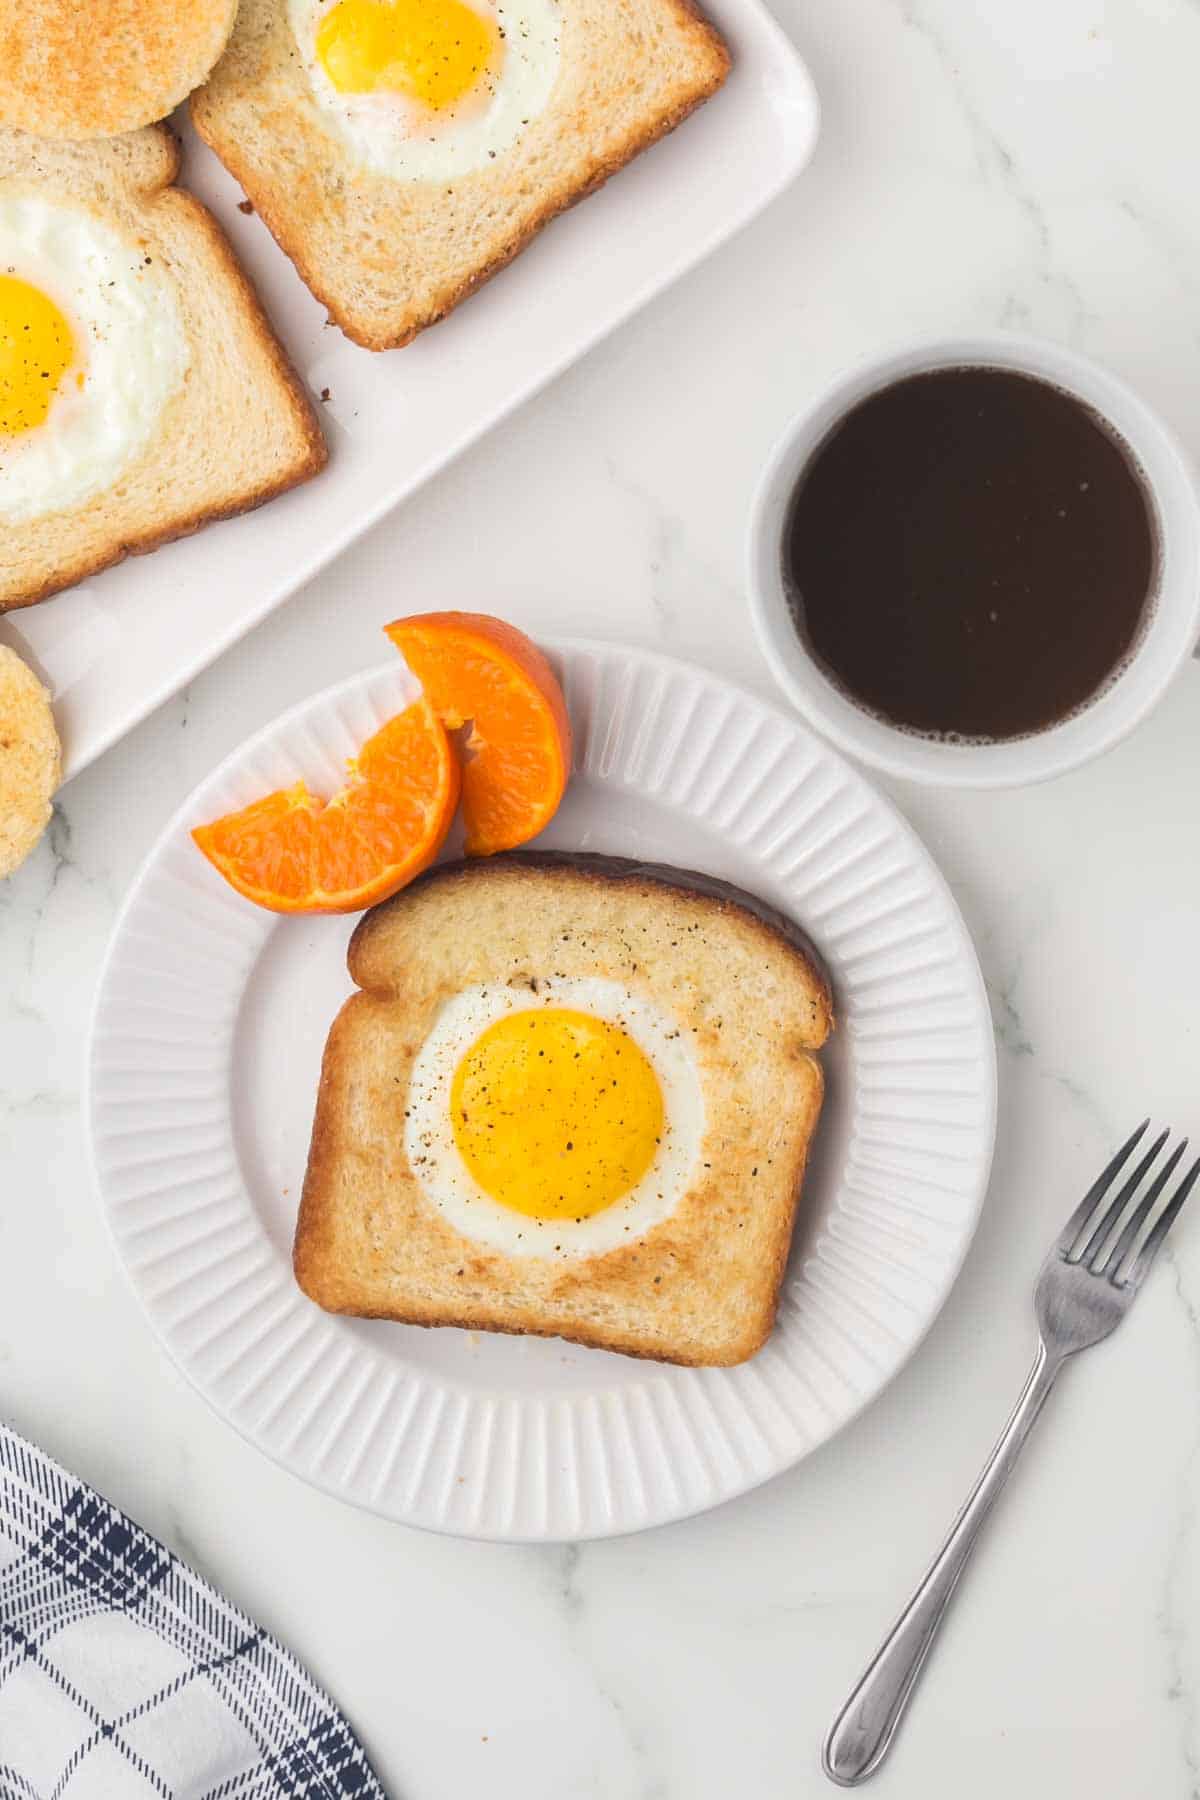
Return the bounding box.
[193,0,731,350]
[296,854,831,1365]
[0,125,327,613]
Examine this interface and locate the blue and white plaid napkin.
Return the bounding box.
[0,1423,387,1799]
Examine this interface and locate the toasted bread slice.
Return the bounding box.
[0,126,326,613]
[296,853,832,1366]
[0,0,239,141]
[0,643,60,876]
[192,0,731,350]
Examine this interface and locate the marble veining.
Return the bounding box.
[892,0,1091,337]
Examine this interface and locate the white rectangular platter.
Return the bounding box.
[0,1,818,779]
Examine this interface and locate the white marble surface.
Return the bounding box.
[4,0,1200,1793]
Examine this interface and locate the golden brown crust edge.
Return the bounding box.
[732,1052,824,1361]
[193,16,731,352]
[293,993,369,1309]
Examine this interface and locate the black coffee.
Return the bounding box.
[782,367,1157,741]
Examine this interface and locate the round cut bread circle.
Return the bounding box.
[0,645,60,877]
[0,0,240,140]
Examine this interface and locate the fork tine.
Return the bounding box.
[1125,1153,1200,1288]
[1094,1139,1187,1277]
[1056,1118,1150,1255]
[1075,1129,1170,1265]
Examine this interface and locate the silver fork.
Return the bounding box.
[823,1120,1200,1787]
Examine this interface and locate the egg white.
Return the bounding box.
[404,977,706,1259]
[0,193,188,526]
[289,0,562,182]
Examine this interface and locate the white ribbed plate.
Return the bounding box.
[87,643,995,1541]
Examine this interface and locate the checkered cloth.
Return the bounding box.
[0,1423,386,1799]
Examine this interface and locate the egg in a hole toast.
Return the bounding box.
[296,851,832,1366]
[0,124,325,612]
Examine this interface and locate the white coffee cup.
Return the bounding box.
[747,333,1200,787]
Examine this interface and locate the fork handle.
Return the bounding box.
[823,1340,1062,1787]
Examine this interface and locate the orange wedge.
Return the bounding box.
[192,699,459,914]
[385,611,572,856]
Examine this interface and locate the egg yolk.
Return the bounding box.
[450,1008,664,1221]
[0,275,76,437]
[316,0,501,110]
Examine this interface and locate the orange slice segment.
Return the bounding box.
[192,699,458,914]
[385,611,572,857]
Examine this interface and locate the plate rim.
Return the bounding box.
[60,3,819,781]
[85,639,997,1541]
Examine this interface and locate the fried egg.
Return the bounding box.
[289,0,562,182]
[0,194,187,525]
[405,976,705,1258]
